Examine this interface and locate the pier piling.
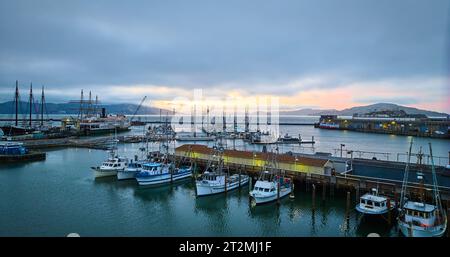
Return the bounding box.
[277,181,281,205]
[322,182,326,202]
[346,191,351,221]
[387,198,392,225]
[224,174,228,194]
[290,178,295,199]
[312,184,316,210]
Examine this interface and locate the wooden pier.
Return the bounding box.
[174,145,450,205]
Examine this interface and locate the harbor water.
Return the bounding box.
[0,115,448,236]
[0,146,398,237]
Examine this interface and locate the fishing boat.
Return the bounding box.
[195,149,249,197]
[91,133,128,178]
[135,128,193,185]
[91,154,129,178]
[355,188,396,215]
[135,160,192,186]
[249,170,292,206]
[118,160,143,180]
[397,141,447,237]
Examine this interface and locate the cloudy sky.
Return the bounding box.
[0,0,449,112]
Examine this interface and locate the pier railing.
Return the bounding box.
[333,148,449,167]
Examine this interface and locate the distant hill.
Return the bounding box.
[280,103,449,117]
[0,101,166,115]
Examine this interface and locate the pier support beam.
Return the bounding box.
[224,174,228,194]
[290,178,295,199]
[346,191,351,221]
[322,182,326,203]
[312,184,316,210]
[277,179,281,205]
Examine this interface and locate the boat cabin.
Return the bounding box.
[402,201,438,227]
[101,157,127,168]
[359,194,389,209]
[127,162,143,169]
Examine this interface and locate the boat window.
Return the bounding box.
[114,164,118,167]
[254,187,259,191]
[270,188,275,192]
[374,202,380,207]
[264,188,270,192]
[424,212,429,219]
[366,200,373,206]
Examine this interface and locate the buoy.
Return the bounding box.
[367,233,380,237]
[67,233,80,237]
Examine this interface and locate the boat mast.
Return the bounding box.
[79,89,84,120]
[40,86,45,127]
[29,83,33,128]
[429,143,445,221]
[14,80,19,126]
[399,139,414,209]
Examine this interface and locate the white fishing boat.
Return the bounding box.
[91,155,128,178]
[196,172,249,196]
[355,188,396,215]
[91,135,128,178]
[195,146,249,196]
[249,171,292,206]
[135,162,192,186]
[398,201,447,237]
[397,141,447,237]
[118,160,143,180]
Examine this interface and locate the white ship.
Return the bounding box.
[195,150,248,197]
[249,171,292,206]
[117,160,143,180]
[355,188,396,215]
[91,136,128,178]
[91,155,128,178]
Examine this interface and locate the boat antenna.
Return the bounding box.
[400,139,414,210]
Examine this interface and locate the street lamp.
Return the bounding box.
[340,144,346,158]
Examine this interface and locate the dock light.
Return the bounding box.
[391,121,396,125]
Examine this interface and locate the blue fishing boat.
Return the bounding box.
[135,161,192,186]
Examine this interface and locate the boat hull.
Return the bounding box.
[117,170,137,180]
[398,220,447,237]
[250,187,292,205]
[136,170,192,186]
[196,176,249,197]
[91,167,121,178]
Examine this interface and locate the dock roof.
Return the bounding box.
[176,144,329,167]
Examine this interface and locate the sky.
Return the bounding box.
[0,0,449,112]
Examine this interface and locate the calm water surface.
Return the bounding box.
[1,145,399,237]
[0,115,448,236]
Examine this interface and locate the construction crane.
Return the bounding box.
[130,96,147,125]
